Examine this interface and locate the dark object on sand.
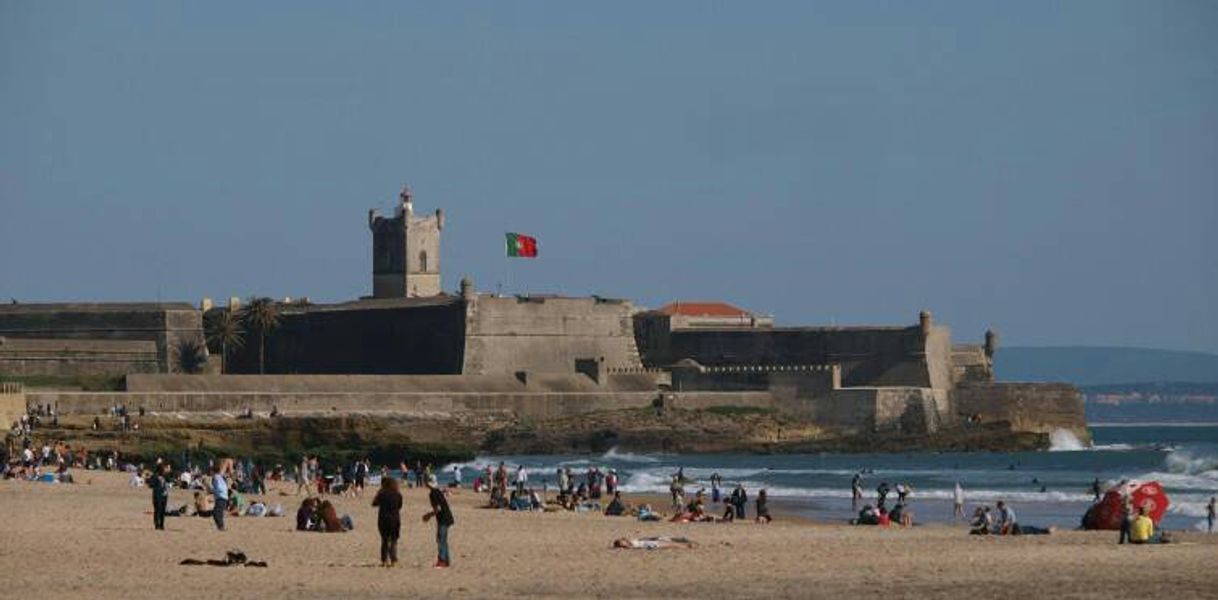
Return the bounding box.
[180,550,268,567]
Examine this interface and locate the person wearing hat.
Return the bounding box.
[422,474,455,568]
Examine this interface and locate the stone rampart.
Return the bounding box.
[0,386,24,428]
[0,303,201,373]
[952,382,1086,437]
[0,338,160,376]
[462,296,641,374]
[661,325,947,389]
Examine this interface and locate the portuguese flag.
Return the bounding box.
[505,232,538,257]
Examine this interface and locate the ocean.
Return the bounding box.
[449,424,1218,531]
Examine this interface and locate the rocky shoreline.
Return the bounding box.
[16,408,1069,466]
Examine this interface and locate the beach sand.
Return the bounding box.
[2,472,1215,599]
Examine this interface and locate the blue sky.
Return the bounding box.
[1,1,1216,352]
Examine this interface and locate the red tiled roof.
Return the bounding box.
[656,301,751,317]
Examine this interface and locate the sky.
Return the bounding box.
[1,1,1216,353]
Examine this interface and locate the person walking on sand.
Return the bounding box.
[210,466,229,531]
[150,462,171,530]
[372,476,403,567]
[954,482,965,519]
[422,475,455,568]
[1207,497,1215,533]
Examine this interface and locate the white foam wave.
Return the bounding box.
[601,447,660,464]
[1048,429,1088,451]
[1135,471,1218,491]
[1170,500,1215,518]
[1165,449,1218,476]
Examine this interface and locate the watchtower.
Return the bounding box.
[368,184,445,298]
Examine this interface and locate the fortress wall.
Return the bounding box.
[952,382,1086,437]
[126,373,658,394]
[0,339,160,376]
[789,387,947,434]
[226,300,467,375]
[0,304,202,373]
[664,326,941,388]
[27,390,660,420]
[462,296,641,374]
[0,390,24,428]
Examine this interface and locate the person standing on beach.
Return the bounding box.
[372,477,403,567]
[1091,478,1102,502]
[210,466,229,531]
[876,482,890,509]
[1118,498,1133,544]
[422,475,455,568]
[851,473,863,508]
[954,482,965,519]
[296,455,311,495]
[514,465,528,494]
[711,472,723,503]
[1207,497,1215,533]
[150,462,171,530]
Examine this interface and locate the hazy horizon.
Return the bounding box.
[2,2,1215,353]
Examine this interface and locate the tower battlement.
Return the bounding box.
[369,184,444,298]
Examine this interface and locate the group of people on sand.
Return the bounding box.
[141,454,455,568]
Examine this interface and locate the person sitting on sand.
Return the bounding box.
[995,501,1018,535]
[508,490,531,511]
[296,497,319,531]
[605,492,627,516]
[755,489,772,524]
[193,491,214,518]
[890,502,913,527]
[970,506,992,535]
[318,500,348,532]
[637,504,661,522]
[1130,506,1155,544]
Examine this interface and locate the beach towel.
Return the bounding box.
[613,536,696,550]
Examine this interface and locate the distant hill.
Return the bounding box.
[995,346,1218,386]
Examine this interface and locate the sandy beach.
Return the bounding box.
[1,472,1215,599]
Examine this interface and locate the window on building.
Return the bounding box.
[420,251,428,272]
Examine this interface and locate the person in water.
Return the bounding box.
[422,474,455,568]
[372,476,403,567]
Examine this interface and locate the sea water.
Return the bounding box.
[447,425,1218,531]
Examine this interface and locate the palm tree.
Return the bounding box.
[204,309,245,374]
[240,297,281,375]
[172,338,208,374]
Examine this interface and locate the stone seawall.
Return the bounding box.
[27,389,776,422]
[952,382,1087,439]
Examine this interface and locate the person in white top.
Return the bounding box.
[954,482,965,519]
[515,465,528,493]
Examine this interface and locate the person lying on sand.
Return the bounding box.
[612,536,696,550]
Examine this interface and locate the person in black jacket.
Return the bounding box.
[372,476,403,566]
[150,462,171,530]
[422,475,455,568]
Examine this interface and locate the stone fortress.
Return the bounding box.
[0,186,1087,451]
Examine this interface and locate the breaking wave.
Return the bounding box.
[1048,429,1088,451]
[601,447,660,464]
